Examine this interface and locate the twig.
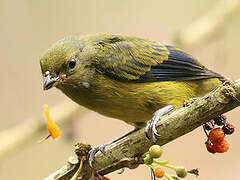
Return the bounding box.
[0,100,83,161]
[175,0,240,48]
[45,79,240,180]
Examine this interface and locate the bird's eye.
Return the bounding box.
[68,59,77,69]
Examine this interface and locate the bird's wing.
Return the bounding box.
[95,35,222,82]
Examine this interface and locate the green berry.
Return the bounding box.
[149,145,163,158]
[176,167,187,178]
[143,154,153,165]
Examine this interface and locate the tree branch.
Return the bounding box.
[44,79,240,180]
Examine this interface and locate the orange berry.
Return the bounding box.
[154,167,164,178]
[213,139,230,153]
[208,128,225,144]
[205,141,216,154]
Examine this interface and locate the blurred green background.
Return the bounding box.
[0,0,239,179]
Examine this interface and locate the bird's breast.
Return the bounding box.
[58,75,222,128]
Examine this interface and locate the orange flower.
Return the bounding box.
[41,104,61,142]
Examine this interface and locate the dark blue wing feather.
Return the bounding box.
[136,45,224,82]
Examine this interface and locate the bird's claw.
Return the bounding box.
[88,129,138,168]
[152,116,161,137]
[89,146,126,174]
[144,121,152,139]
[88,143,111,167]
[99,144,106,154]
[145,105,174,143]
[88,147,100,168]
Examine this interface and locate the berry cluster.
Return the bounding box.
[204,115,235,154]
[143,145,198,179]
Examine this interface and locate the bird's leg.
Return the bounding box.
[88,128,138,167]
[145,105,174,143]
[89,105,173,167]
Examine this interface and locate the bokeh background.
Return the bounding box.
[0,0,240,179]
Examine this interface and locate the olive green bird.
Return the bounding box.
[40,33,224,166]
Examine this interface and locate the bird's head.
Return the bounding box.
[40,37,95,91]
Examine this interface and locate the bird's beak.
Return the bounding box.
[43,74,59,90]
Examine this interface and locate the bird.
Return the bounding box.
[40,33,224,166]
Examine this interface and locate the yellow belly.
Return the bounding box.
[59,75,222,128]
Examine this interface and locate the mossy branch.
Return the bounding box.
[44,79,240,180]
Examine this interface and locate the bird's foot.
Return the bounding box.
[88,142,110,167]
[145,105,174,143]
[88,129,138,168]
